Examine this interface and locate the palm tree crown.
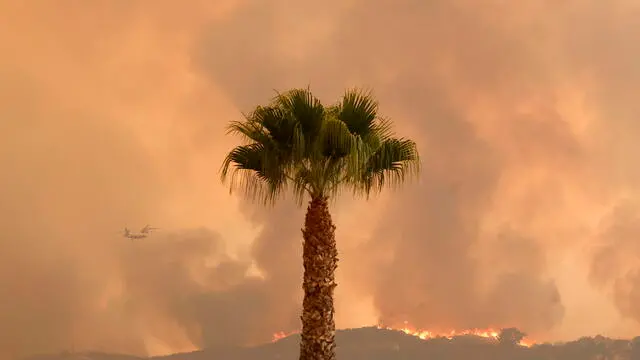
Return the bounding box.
[221,87,420,204]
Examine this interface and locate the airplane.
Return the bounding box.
[121,225,159,240]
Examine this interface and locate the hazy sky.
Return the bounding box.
[2,0,640,359]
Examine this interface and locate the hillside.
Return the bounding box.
[24,327,640,360]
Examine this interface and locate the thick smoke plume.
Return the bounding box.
[1,0,640,359]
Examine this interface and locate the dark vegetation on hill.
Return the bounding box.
[24,327,640,360]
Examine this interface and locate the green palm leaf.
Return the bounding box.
[356,137,420,196]
[221,87,420,204]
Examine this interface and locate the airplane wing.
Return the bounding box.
[141,225,159,234]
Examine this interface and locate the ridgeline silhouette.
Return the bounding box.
[23,327,640,360]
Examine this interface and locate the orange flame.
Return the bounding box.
[272,330,296,342]
[377,322,533,347]
[272,322,534,347]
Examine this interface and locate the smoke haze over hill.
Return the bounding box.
[1,0,640,359]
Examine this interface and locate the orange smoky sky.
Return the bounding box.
[1,0,640,359]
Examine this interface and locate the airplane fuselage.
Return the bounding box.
[121,225,157,240]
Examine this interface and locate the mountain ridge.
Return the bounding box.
[22,326,639,360]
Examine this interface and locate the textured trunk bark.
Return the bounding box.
[299,196,338,360]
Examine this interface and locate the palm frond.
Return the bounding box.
[291,165,313,205]
[248,106,303,151]
[226,119,273,146]
[273,88,325,147]
[220,143,287,204]
[332,88,380,137]
[369,116,395,142]
[315,117,361,197]
[355,137,420,197]
[319,117,355,160]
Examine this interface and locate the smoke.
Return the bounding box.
[589,202,640,325]
[196,0,640,340]
[2,0,640,359]
[0,1,304,358]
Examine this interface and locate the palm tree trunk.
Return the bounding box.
[299,196,338,360]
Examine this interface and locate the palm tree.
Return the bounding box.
[220,87,420,360]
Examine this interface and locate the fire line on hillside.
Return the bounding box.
[272,322,534,347]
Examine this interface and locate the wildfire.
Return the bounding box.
[272,322,534,347]
[272,331,296,342]
[378,322,534,347]
[380,323,499,340]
